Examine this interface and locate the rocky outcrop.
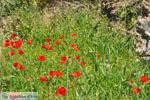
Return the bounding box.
[135,0,150,60]
[100,0,150,60]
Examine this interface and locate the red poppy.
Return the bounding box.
[80,62,86,66]
[59,61,65,64]
[11,34,16,38]
[44,45,50,49]
[13,62,19,67]
[38,56,46,61]
[39,76,47,82]
[132,87,141,94]
[18,39,23,44]
[97,55,101,59]
[55,71,63,77]
[128,80,133,82]
[19,50,24,55]
[13,63,24,70]
[18,64,25,70]
[41,45,53,50]
[55,41,60,45]
[4,40,10,48]
[72,57,76,60]
[41,45,46,48]
[48,46,53,50]
[72,56,80,60]
[59,36,64,39]
[26,40,32,44]
[74,47,80,51]
[26,77,32,81]
[10,39,23,48]
[61,56,67,61]
[76,56,80,60]
[71,71,81,78]
[45,38,51,42]
[140,76,149,82]
[43,45,50,49]
[49,71,63,78]
[57,87,66,96]
[10,41,13,45]
[9,51,15,56]
[72,34,76,37]
[70,44,76,48]
[4,42,10,48]
[5,40,10,43]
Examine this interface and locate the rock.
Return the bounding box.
[135,10,150,60]
[136,17,150,38]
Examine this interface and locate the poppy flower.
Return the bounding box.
[39,76,47,82]
[72,34,76,37]
[140,76,149,82]
[128,80,133,82]
[55,71,63,77]
[59,36,64,39]
[57,87,66,96]
[59,61,65,64]
[41,45,53,50]
[11,34,16,38]
[72,56,80,60]
[17,64,25,70]
[132,87,141,94]
[10,39,23,49]
[70,44,76,48]
[97,55,101,59]
[4,40,10,47]
[80,62,86,66]
[13,62,19,67]
[4,42,10,48]
[26,77,32,81]
[38,56,46,61]
[18,39,23,44]
[74,47,80,51]
[26,40,32,44]
[41,45,46,48]
[55,41,60,45]
[45,38,51,42]
[47,46,53,50]
[49,71,63,78]
[72,57,76,60]
[61,56,67,61]
[71,71,81,78]
[13,63,24,70]
[9,51,15,56]
[19,50,24,55]
[5,40,10,43]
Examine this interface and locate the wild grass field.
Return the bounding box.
[0,0,150,100]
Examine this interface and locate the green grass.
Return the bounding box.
[0,3,150,100]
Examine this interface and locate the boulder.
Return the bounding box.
[135,2,150,60]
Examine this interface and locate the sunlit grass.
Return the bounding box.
[0,3,150,100]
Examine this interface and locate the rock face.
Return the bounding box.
[135,0,150,60]
[100,0,150,60]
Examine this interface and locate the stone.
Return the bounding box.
[135,14,150,60]
[136,17,150,38]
